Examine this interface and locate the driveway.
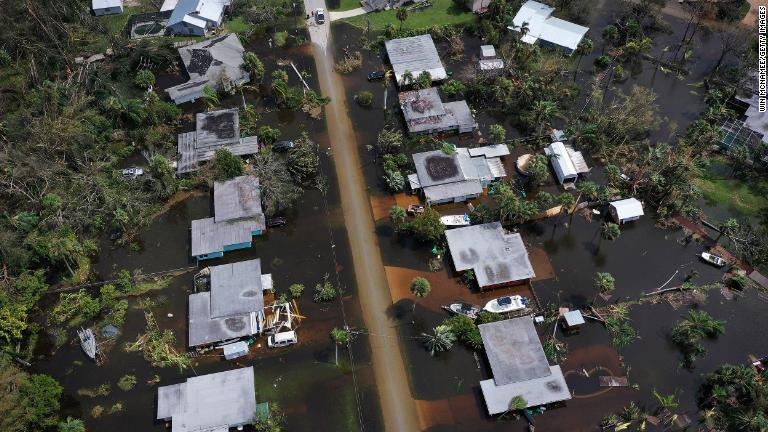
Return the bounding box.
[329,6,372,22]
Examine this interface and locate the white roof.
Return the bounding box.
[510,0,589,52]
[92,0,122,9]
[480,45,496,58]
[563,310,585,326]
[161,0,179,11]
[610,198,644,220]
[468,144,510,158]
[545,141,578,184]
[385,35,447,86]
[169,0,230,27]
[480,365,571,414]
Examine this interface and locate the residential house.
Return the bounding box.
[399,87,476,135]
[166,34,250,104]
[177,108,259,174]
[479,317,571,415]
[167,0,231,36]
[92,0,123,16]
[191,175,265,261]
[385,35,447,87]
[609,198,644,224]
[508,0,589,55]
[157,367,262,431]
[444,222,535,290]
[188,259,273,346]
[478,44,504,75]
[544,141,589,189]
[466,0,491,13]
[408,145,507,204]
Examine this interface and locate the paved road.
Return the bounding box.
[302,1,422,431]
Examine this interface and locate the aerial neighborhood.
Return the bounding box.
[1,0,765,431]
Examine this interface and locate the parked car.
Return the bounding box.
[315,8,325,24]
[268,331,298,348]
[266,217,287,228]
[273,140,295,152]
[122,167,144,178]
[367,70,385,81]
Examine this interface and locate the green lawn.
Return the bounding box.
[696,157,768,217]
[342,0,475,31]
[329,0,363,12]
[224,16,250,34]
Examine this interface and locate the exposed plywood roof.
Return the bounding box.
[444,222,535,288]
[479,317,551,386]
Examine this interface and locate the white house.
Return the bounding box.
[167,0,232,36]
[508,0,589,55]
[544,141,589,188]
[92,0,124,16]
[609,198,644,224]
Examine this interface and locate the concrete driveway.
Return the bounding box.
[329,5,372,21]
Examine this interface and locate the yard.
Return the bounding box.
[328,0,363,12]
[695,156,768,218]
[341,0,475,31]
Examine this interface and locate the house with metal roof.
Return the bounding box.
[478,317,571,415]
[188,259,272,346]
[177,109,259,174]
[609,198,644,224]
[399,87,476,135]
[167,0,231,36]
[92,0,123,16]
[408,146,507,205]
[508,0,589,55]
[157,367,258,431]
[385,35,448,87]
[191,175,265,261]
[444,222,535,289]
[544,141,589,189]
[166,34,250,104]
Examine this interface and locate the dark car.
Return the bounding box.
[267,217,287,228]
[367,70,385,81]
[273,140,295,152]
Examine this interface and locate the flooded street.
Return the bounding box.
[303,1,421,431]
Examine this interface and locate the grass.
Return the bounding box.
[342,0,475,31]
[329,0,363,11]
[224,16,250,34]
[696,157,768,217]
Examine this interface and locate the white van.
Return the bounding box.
[267,331,297,348]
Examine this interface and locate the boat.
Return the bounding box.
[700,252,727,267]
[440,214,470,226]
[516,154,533,176]
[407,204,425,215]
[483,295,528,313]
[78,328,97,360]
[442,302,481,319]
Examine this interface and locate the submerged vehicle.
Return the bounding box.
[266,217,287,228]
[407,204,425,215]
[273,140,295,152]
[700,252,727,267]
[367,70,385,81]
[442,302,481,319]
[483,295,528,314]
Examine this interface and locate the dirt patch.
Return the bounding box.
[529,246,556,282]
[415,393,488,430]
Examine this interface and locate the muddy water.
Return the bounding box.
[306,12,422,431]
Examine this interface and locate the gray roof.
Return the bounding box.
[479,317,551,385]
[169,0,228,27]
[177,109,260,174]
[214,175,263,222]
[511,0,589,52]
[166,34,250,104]
[197,109,239,148]
[480,365,571,414]
[563,310,585,326]
[423,181,483,203]
[188,292,257,346]
[400,88,446,121]
[444,222,535,288]
[468,144,510,158]
[385,35,447,86]
[190,217,263,257]
[92,0,122,9]
[157,367,256,431]
[444,101,476,133]
[412,149,474,188]
[210,259,265,317]
[399,89,475,134]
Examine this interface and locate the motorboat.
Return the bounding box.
[407,204,425,215]
[442,302,481,319]
[440,214,470,226]
[700,252,726,267]
[78,328,97,360]
[483,295,528,313]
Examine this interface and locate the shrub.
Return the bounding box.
[21,374,63,427]
[274,31,289,47]
[134,70,155,89]
[0,49,11,67]
[594,55,611,70]
[243,52,265,80]
[383,169,405,192]
[488,124,506,143]
[409,277,431,298]
[212,148,244,180]
[289,283,305,298]
[313,273,337,302]
[258,125,281,145]
[442,79,466,97]
[356,90,374,107]
[117,375,137,391]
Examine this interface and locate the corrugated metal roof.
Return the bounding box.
[190,217,261,257]
[479,317,551,385]
[545,141,578,184]
[213,175,263,223]
[157,367,256,431]
[188,292,256,346]
[423,180,483,202]
[480,366,571,414]
[385,35,447,86]
[610,198,644,221]
[510,0,589,52]
[480,45,496,58]
[479,59,505,70]
[486,157,507,178]
[468,144,510,158]
[444,222,535,288]
[209,259,265,318]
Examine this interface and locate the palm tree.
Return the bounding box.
[389,205,407,231]
[593,271,615,304]
[517,20,530,40]
[714,218,739,244]
[396,8,408,31]
[330,327,350,366]
[410,277,431,298]
[574,37,593,81]
[401,70,414,87]
[530,100,559,136]
[601,222,621,241]
[422,325,456,356]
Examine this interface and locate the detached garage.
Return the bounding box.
[610,198,644,224]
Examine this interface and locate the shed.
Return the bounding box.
[609,198,644,224]
[544,141,589,187]
[480,45,497,58]
[219,341,249,360]
[444,222,535,289]
[157,367,257,431]
[563,310,585,328]
[385,35,447,86]
[509,1,589,55]
[465,0,491,12]
[92,0,123,15]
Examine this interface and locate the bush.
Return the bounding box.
[728,273,749,290]
[21,374,63,428]
[274,31,289,47]
[594,55,611,70]
[442,79,466,97]
[356,90,374,107]
[117,375,137,391]
[289,283,305,299]
[489,124,506,143]
[409,277,431,298]
[243,52,265,81]
[383,169,405,192]
[257,125,281,145]
[410,208,445,242]
[134,70,155,89]
[212,148,244,180]
[0,49,11,67]
[313,273,337,302]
